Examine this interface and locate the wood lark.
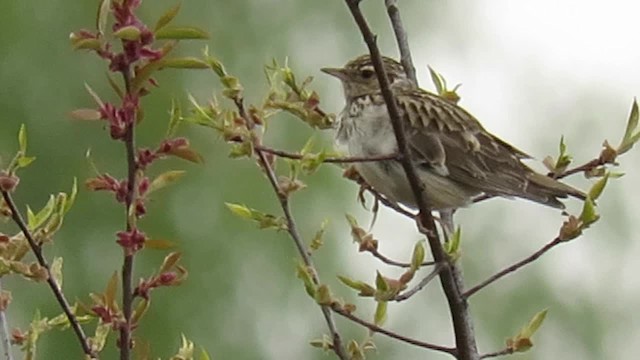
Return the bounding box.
[322,55,586,211]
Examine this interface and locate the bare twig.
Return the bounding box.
[234,98,348,359]
[331,304,457,355]
[463,237,563,299]
[385,0,417,83]
[480,348,514,359]
[395,262,444,302]
[0,281,14,360]
[551,158,609,180]
[254,144,400,163]
[366,188,416,218]
[367,247,435,268]
[343,1,480,358]
[1,191,94,358]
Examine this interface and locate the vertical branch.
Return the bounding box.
[343,1,479,359]
[385,0,417,83]
[119,68,136,360]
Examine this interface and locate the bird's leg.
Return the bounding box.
[438,209,455,241]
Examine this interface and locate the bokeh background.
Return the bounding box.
[1,1,639,359]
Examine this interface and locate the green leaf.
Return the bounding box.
[154,2,182,32]
[522,309,548,338]
[623,98,639,144]
[410,241,426,271]
[507,309,548,353]
[198,348,212,360]
[147,170,186,195]
[579,196,599,227]
[16,156,36,169]
[337,275,375,296]
[225,203,252,219]
[155,26,209,40]
[428,66,445,95]
[90,322,110,353]
[309,219,328,251]
[162,57,210,69]
[29,195,55,230]
[588,172,610,200]
[375,271,389,292]
[296,263,317,298]
[113,25,141,40]
[69,108,102,121]
[18,124,27,153]
[104,271,119,309]
[618,99,640,154]
[96,0,111,35]
[51,257,63,287]
[145,239,176,250]
[71,38,103,51]
[173,334,195,360]
[131,298,149,326]
[374,301,387,326]
[63,177,78,214]
[444,227,462,258]
[314,284,332,305]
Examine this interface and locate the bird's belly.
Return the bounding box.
[338,112,477,210]
[356,161,477,210]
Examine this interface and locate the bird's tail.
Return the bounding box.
[523,172,587,209]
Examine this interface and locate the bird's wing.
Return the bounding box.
[395,88,565,202]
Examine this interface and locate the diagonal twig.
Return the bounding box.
[343,1,479,358]
[385,0,417,83]
[463,237,564,299]
[395,262,444,302]
[1,191,94,358]
[233,96,348,359]
[331,304,457,355]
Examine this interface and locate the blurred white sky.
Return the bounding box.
[311,1,640,359]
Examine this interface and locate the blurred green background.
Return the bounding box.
[1,1,639,359]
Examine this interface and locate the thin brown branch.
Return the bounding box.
[331,304,456,355]
[120,67,136,360]
[480,348,514,359]
[395,262,444,302]
[367,247,435,268]
[385,0,417,84]
[343,1,480,358]
[234,98,348,359]
[551,158,608,180]
[366,187,416,218]
[463,237,563,299]
[1,191,94,358]
[255,144,400,163]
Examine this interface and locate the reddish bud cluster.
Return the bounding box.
[134,268,185,299]
[86,174,148,217]
[92,304,119,325]
[0,172,19,192]
[98,94,139,140]
[137,137,190,169]
[116,228,147,254]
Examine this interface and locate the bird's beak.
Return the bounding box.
[321,67,348,80]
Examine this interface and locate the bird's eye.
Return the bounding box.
[360,68,375,79]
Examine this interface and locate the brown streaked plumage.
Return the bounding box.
[322,55,585,210]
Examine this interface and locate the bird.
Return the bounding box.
[321,54,586,211]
